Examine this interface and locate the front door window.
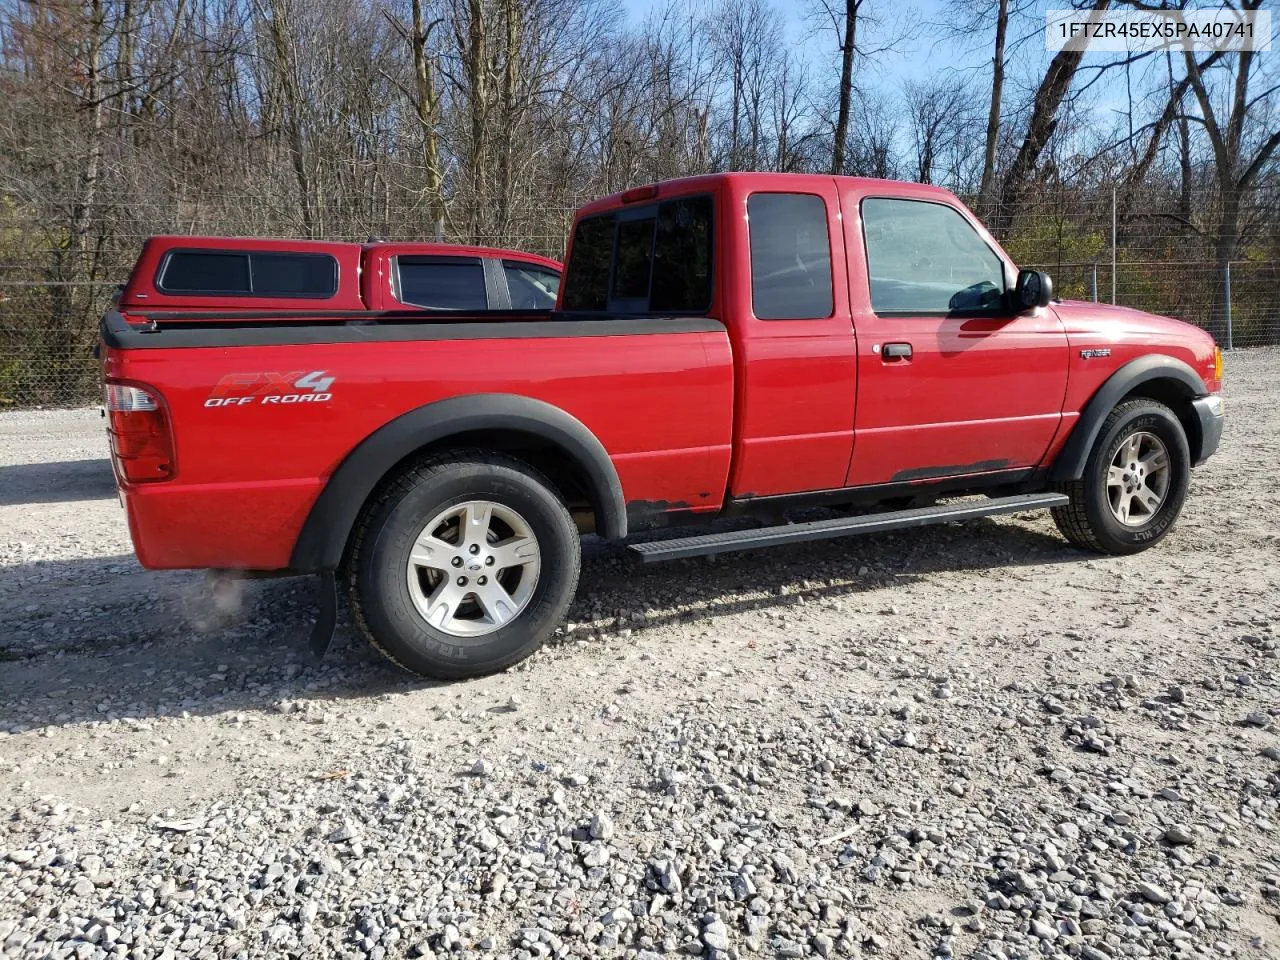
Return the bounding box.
[861,198,1006,315]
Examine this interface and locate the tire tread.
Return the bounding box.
[1049,477,1103,551]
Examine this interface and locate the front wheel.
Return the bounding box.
[348,452,581,679]
[1051,398,1191,555]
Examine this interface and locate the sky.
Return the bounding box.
[617,0,1137,125]
[619,0,996,92]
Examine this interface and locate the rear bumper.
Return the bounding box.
[1191,394,1224,466]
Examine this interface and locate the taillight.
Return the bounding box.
[1212,347,1223,391]
[104,382,176,483]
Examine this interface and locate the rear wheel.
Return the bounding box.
[349,452,580,679]
[1051,398,1190,555]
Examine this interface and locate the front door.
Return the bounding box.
[842,192,1069,488]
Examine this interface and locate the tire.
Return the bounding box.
[1051,398,1191,555]
[348,451,581,679]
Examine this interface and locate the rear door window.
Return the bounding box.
[503,262,560,309]
[747,193,833,320]
[396,257,488,310]
[157,250,336,297]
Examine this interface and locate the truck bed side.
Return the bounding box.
[102,314,733,570]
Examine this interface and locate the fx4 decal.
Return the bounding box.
[205,371,335,407]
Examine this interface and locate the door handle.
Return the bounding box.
[882,342,913,360]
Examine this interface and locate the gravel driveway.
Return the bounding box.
[1,351,1278,960]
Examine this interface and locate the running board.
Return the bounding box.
[627,492,1069,563]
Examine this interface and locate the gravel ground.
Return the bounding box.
[1,349,1278,960]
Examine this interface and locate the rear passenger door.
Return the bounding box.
[725,179,859,499]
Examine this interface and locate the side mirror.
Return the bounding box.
[1015,269,1053,310]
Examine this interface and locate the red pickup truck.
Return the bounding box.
[100,175,1224,679]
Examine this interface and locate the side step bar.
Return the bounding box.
[628,492,1069,563]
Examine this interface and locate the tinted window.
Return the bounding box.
[560,195,713,313]
[613,218,655,301]
[252,252,337,296]
[562,215,614,311]
[862,198,1006,314]
[397,258,488,310]
[158,250,337,298]
[748,193,833,320]
[652,197,713,312]
[159,252,250,294]
[504,263,560,309]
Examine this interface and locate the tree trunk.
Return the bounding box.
[917,135,934,185]
[463,0,490,240]
[1210,185,1240,342]
[991,0,1109,237]
[409,0,446,239]
[1116,52,1219,222]
[266,0,315,236]
[730,59,742,171]
[830,0,857,175]
[51,0,106,403]
[494,0,520,241]
[977,0,1007,217]
[1177,103,1193,228]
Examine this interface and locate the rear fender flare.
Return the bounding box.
[290,394,626,571]
[1049,355,1206,482]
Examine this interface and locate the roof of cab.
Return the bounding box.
[573,172,961,219]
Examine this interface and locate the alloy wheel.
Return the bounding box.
[1106,431,1170,526]
[405,500,541,638]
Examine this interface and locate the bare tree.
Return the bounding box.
[708,0,785,171]
[259,0,318,236]
[989,0,1112,236]
[904,77,980,185]
[808,0,914,175]
[817,0,861,175]
[385,0,448,238]
[768,52,816,172]
[1178,2,1279,328]
[978,0,1008,212]
[843,88,899,179]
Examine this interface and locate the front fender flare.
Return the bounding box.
[1048,355,1207,482]
[290,394,627,572]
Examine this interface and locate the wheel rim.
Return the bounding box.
[405,500,541,638]
[1106,431,1171,526]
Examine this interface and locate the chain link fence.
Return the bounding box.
[1,212,1275,409]
[1022,259,1279,351]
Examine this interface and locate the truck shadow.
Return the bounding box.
[0,519,1083,732]
[0,459,117,505]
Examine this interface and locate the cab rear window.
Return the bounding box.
[156,250,338,298]
[561,195,713,313]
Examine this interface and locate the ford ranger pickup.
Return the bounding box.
[99,175,1224,679]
